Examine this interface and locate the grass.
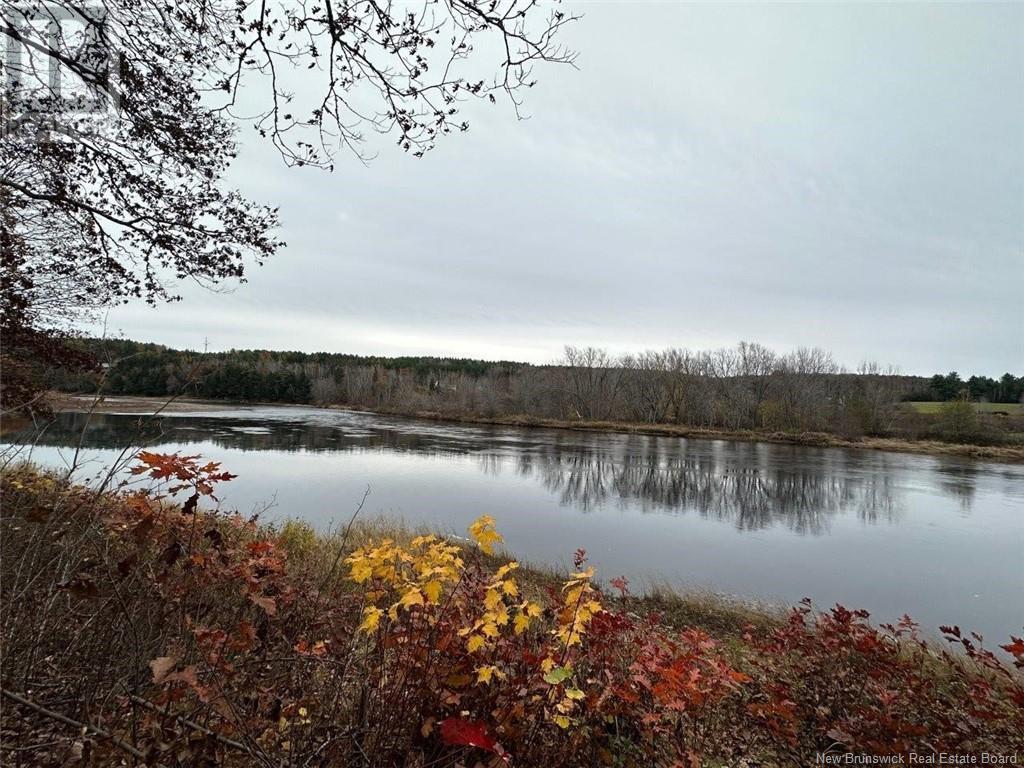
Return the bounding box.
[3,463,1022,766]
[906,401,1024,415]
[276,515,781,640]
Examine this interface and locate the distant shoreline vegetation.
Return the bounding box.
[46,338,1024,451]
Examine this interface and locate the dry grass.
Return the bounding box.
[3,465,1022,767]
[275,515,780,640]
[906,401,1024,416]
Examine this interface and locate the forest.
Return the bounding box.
[49,338,1024,445]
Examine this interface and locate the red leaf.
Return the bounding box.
[610,576,630,597]
[234,620,257,651]
[439,717,503,757]
[247,540,274,556]
[162,665,211,703]
[1001,636,1024,666]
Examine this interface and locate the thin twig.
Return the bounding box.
[1,687,146,760]
[125,693,251,753]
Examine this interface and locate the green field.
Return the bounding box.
[906,401,1024,415]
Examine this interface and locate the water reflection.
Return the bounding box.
[934,464,979,511]
[24,411,909,534]
[508,448,900,533]
[9,407,1021,648]
[29,411,502,457]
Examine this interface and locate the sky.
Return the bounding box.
[99,2,1023,376]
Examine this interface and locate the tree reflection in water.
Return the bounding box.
[18,411,925,535]
[509,446,902,534]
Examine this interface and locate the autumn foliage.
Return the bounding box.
[1,456,1022,766]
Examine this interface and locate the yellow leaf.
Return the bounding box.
[501,579,519,598]
[349,560,372,583]
[553,715,571,729]
[540,657,556,673]
[481,622,499,639]
[466,634,486,653]
[468,515,504,555]
[513,613,531,634]
[564,584,585,603]
[526,602,543,618]
[422,580,443,604]
[477,665,495,684]
[484,588,502,611]
[496,561,519,578]
[565,688,585,700]
[399,588,424,609]
[359,606,382,633]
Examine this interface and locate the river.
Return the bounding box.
[5,403,1023,646]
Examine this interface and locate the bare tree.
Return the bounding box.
[1,0,577,409]
[558,346,626,421]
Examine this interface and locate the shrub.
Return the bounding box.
[2,457,1022,766]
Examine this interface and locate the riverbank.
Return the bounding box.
[45,392,1024,462]
[2,464,1021,766]
[379,407,1024,463]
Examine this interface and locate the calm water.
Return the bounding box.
[6,404,1023,645]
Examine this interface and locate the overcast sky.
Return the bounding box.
[101,1,1023,376]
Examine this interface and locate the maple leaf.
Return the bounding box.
[1001,636,1024,656]
[543,665,573,685]
[468,515,503,555]
[399,588,425,610]
[359,606,383,633]
[513,612,531,635]
[610,576,630,597]
[439,717,501,755]
[422,580,443,603]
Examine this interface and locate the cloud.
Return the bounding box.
[100,1,1024,375]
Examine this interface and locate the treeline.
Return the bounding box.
[907,371,1024,404]
[51,338,522,405]
[50,339,1023,444]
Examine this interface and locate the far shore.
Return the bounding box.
[46,392,1024,463]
